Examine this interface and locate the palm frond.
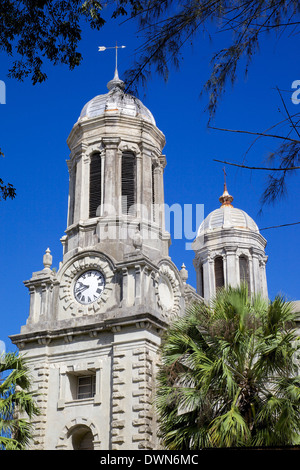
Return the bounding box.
[156,286,300,448]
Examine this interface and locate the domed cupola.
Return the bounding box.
[192,181,268,301]
[78,69,156,125]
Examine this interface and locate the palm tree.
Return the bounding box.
[0,352,39,449]
[156,285,300,449]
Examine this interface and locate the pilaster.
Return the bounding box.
[131,345,156,449]
[30,361,50,450]
[225,247,238,287]
[111,345,126,450]
[102,137,121,214]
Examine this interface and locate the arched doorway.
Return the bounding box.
[56,418,101,450]
[69,425,94,450]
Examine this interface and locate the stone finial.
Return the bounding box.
[219,168,233,207]
[43,248,52,270]
[132,227,143,251]
[219,183,234,207]
[107,67,125,91]
[180,263,188,283]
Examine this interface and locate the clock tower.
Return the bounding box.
[10,70,200,450]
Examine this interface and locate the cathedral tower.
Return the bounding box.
[192,183,268,301]
[10,71,199,450]
[64,68,170,265]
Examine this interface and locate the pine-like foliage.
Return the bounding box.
[122,0,300,206]
[124,0,300,114]
[156,285,300,449]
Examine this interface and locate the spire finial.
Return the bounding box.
[43,247,52,270]
[219,167,234,206]
[98,43,126,91]
[223,166,227,189]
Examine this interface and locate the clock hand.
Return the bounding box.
[75,283,89,294]
[77,281,89,288]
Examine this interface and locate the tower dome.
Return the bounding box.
[197,195,259,236]
[192,181,268,301]
[78,69,156,125]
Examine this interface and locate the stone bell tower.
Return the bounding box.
[10,69,200,450]
[192,182,268,301]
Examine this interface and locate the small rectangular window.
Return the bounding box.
[77,375,96,400]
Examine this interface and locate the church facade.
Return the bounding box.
[11,70,271,450]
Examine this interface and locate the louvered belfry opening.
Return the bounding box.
[214,256,224,290]
[89,152,102,218]
[239,255,250,292]
[121,151,136,215]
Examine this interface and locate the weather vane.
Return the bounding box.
[98,42,126,72]
[223,166,227,185]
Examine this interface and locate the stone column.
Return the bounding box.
[159,155,167,232]
[74,156,82,222]
[202,256,212,301]
[102,138,120,216]
[135,264,141,306]
[248,252,254,295]
[154,166,161,227]
[259,255,268,298]
[251,251,261,295]
[100,148,105,216]
[136,154,142,219]
[82,153,89,220]
[40,283,47,317]
[27,285,36,323]
[225,248,238,287]
[141,149,152,223]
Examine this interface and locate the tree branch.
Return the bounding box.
[276,86,300,140]
[260,221,300,231]
[213,159,300,171]
[208,126,300,144]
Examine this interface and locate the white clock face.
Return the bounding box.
[74,270,105,305]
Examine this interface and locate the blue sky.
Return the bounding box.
[0,10,299,352]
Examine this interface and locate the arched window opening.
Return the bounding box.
[71,425,94,451]
[214,256,224,290]
[89,152,102,218]
[121,152,136,215]
[239,255,250,293]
